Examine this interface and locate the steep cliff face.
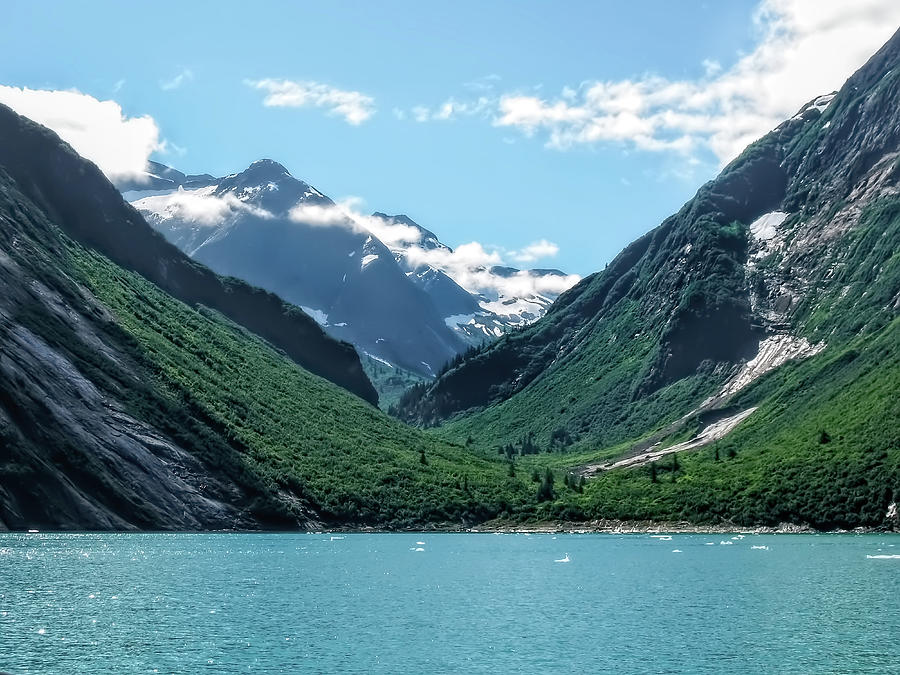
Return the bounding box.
[0,162,281,530]
[0,105,377,406]
[395,29,900,460]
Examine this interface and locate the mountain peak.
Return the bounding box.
[239,158,292,181]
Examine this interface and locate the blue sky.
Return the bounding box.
[2,1,898,276]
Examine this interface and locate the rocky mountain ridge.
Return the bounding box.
[126,165,576,380]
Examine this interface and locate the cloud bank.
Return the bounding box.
[0,85,164,181]
[246,78,376,125]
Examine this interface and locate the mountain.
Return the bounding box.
[0,103,533,530]
[394,29,900,528]
[0,114,376,406]
[126,169,577,381]
[127,163,471,378]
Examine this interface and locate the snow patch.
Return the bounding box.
[300,306,328,326]
[749,211,788,241]
[361,254,379,269]
[811,93,835,112]
[363,352,394,368]
[719,335,825,399]
[793,93,835,119]
[582,408,758,475]
[444,313,476,329]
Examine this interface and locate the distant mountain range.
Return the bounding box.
[119,161,577,379]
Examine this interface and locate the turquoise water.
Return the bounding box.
[1,533,898,673]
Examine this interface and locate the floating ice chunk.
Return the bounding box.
[554,554,571,563]
[866,554,900,559]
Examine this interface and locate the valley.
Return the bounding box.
[0,26,898,533]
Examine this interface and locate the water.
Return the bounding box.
[1,532,898,673]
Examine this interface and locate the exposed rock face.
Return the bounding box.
[0,166,285,530]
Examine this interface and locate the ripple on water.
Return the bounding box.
[0,532,897,673]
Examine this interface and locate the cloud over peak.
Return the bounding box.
[286,203,579,298]
[246,78,376,125]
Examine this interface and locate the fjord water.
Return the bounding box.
[1,533,898,673]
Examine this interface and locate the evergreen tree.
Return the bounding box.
[537,468,555,502]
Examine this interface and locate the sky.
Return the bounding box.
[1,1,899,277]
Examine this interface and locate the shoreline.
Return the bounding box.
[335,519,898,536]
[2,520,896,536]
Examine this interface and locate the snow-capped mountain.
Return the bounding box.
[124,161,577,377]
[372,212,576,345]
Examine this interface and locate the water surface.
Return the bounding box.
[1,532,898,673]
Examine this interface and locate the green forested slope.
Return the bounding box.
[391,29,900,528]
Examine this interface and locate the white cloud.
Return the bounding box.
[702,59,723,77]
[411,105,431,123]
[288,198,423,246]
[160,68,193,91]
[0,85,164,181]
[369,214,579,299]
[487,0,900,164]
[246,78,375,125]
[286,203,578,298]
[408,96,493,123]
[509,239,560,264]
[134,187,272,226]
